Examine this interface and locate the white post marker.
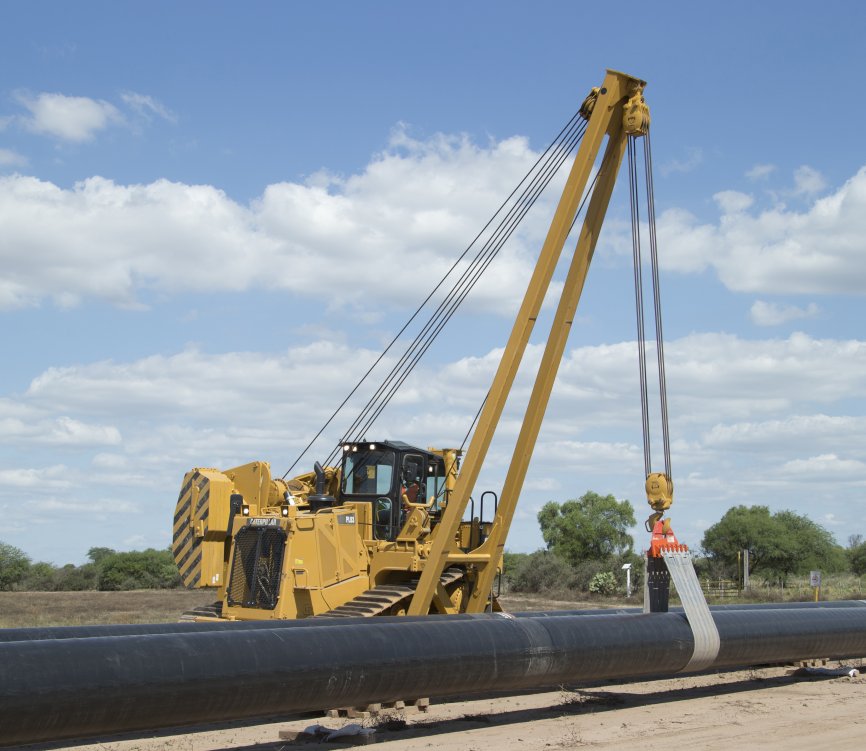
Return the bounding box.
[622,563,632,598]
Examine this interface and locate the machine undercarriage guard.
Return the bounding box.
[318,568,464,618]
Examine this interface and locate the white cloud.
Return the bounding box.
[657,165,866,294]
[746,163,776,181]
[120,92,177,123]
[750,300,820,326]
[5,327,866,560]
[15,92,123,142]
[699,415,866,482]
[17,330,866,480]
[0,465,72,489]
[92,453,130,469]
[0,402,122,446]
[4,123,858,309]
[0,148,27,167]
[713,190,753,213]
[793,165,827,196]
[703,414,866,448]
[781,453,866,478]
[45,416,122,445]
[41,497,139,514]
[0,130,560,313]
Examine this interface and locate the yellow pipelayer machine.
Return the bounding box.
[172,69,662,621]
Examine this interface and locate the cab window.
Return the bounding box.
[342,449,395,496]
[426,458,447,512]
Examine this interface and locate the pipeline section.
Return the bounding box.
[2,599,862,643]
[2,605,866,746]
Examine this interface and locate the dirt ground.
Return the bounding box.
[26,664,863,751]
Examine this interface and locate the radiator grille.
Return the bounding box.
[227,525,286,609]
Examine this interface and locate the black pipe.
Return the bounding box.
[2,599,862,643]
[0,613,483,642]
[2,600,862,643]
[2,606,866,746]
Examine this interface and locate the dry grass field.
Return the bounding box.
[0,589,217,628]
[0,589,623,628]
[0,587,847,629]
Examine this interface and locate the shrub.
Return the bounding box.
[54,563,99,591]
[571,559,611,591]
[588,571,618,595]
[509,550,577,593]
[0,542,31,590]
[21,561,57,591]
[98,549,181,591]
[501,551,529,587]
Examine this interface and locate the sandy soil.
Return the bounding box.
[34,663,864,751]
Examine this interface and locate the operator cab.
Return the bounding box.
[339,440,446,540]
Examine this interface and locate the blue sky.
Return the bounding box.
[2,2,866,566]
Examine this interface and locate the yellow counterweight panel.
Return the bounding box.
[173,460,289,589]
[172,468,234,588]
[223,460,274,510]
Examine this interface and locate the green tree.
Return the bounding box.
[54,563,98,591]
[0,541,31,590]
[701,505,842,580]
[538,491,635,567]
[849,540,866,575]
[501,551,528,588]
[97,549,182,591]
[22,561,58,591]
[87,547,117,565]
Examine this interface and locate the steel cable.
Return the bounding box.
[628,128,672,482]
[450,164,602,461]
[320,117,589,466]
[284,110,586,477]
[628,136,652,477]
[643,129,672,478]
[330,122,588,463]
[332,120,587,459]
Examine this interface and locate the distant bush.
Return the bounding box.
[54,562,99,591]
[570,558,611,591]
[0,542,186,592]
[0,542,31,591]
[849,542,866,575]
[501,551,528,587]
[97,549,182,591]
[508,550,577,593]
[20,561,56,591]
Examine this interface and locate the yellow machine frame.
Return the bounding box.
[172,69,652,620]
